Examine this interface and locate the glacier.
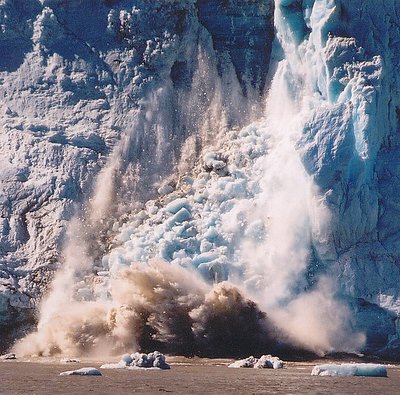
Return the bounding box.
[1,0,400,360]
[311,363,388,377]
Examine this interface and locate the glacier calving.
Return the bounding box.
[1,0,400,359]
[0,0,272,350]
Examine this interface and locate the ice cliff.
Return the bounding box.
[1,0,400,360]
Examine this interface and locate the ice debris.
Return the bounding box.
[60,358,81,363]
[105,125,267,284]
[101,351,170,370]
[203,152,227,173]
[311,363,387,377]
[0,353,16,360]
[228,355,283,369]
[59,367,102,376]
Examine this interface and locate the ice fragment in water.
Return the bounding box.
[228,355,283,369]
[311,363,387,377]
[60,367,102,376]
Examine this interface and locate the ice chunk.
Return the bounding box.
[228,355,283,369]
[165,207,191,228]
[254,355,284,369]
[203,152,227,172]
[60,367,102,376]
[130,351,170,369]
[192,252,218,267]
[228,356,258,368]
[120,353,133,366]
[158,184,174,196]
[101,351,170,370]
[311,363,387,377]
[165,198,189,214]
[0,353,16,360]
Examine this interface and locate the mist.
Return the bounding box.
[14,260,275,358]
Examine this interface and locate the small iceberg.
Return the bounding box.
[311,363,387,377]
[228,355,284,369]
[101,351,170,370]
[0,353,16,360]
[60,367,102,376]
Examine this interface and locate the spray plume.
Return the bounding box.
[14,260,275,357]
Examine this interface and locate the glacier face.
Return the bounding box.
[296,0,400,357]
[0,0,273,351]
[1,0,400,359]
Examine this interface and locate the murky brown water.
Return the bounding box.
[0,359,399,394]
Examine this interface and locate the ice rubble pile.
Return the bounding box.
[101,351,170,370]
[228,355,283,369]
[311,363,387,378]
[99,125,267,285]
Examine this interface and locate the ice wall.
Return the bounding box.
[2,0,400,359]
[290,0,400,358]
[0,0,274,350]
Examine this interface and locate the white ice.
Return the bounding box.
[228,355,283,369]
[101,351,170,370]
[59,367,102,376]
[311,363,387,377]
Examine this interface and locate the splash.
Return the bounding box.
[233,0,365,354]
[14,260,274,357]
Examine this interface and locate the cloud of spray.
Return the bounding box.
[14,260,275,358]
[269,277,366,355]
[230,0,366,355]
[237,60,329,305]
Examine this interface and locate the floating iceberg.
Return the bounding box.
[311,363,387,377]
[59,367,102,376]
[101,351,170,370]
[0,353,16,360]
[228,355,283,369]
